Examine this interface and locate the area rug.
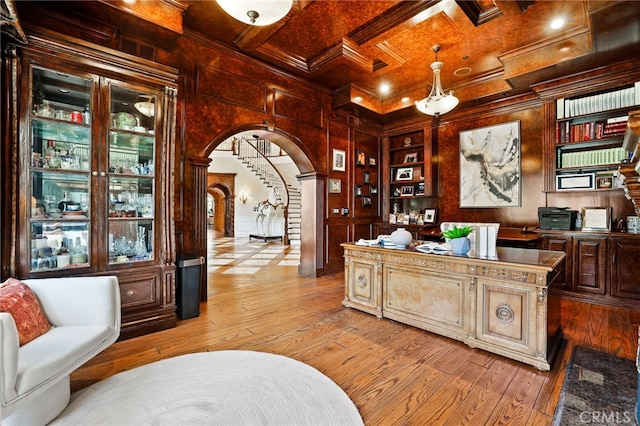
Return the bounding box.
[50,351,363,425]
[553,346,638,426]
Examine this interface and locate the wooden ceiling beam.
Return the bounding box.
[350,0,442,45]
[454,0,503,26]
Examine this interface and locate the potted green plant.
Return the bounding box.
[442,225,474,255]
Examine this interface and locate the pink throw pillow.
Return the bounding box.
[0,278,52,346]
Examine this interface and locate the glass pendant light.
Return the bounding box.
[415,44,459,116]
[216,0,293,26]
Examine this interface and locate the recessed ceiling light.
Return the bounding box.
[379,83,390,94]
[58,89,69,93]
[401,97,411,103]
[454,67,472,77]
[354,96,363,102]
[550,17,564,30]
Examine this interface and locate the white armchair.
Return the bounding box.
[0,276,120,426]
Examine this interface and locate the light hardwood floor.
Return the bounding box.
[71,243,639,425]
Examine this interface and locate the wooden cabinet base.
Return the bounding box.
[114,266,177,340]
[342,243,565,370]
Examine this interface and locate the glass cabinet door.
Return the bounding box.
[29,67,92,272]
[108,84,156,265]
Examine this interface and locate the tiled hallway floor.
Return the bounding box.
[207,237,300,275]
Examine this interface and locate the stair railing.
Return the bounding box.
[233,136,291,244]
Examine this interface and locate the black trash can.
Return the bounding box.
[176,254,204,320]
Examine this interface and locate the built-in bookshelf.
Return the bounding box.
[556,83,639,119]
[553,83,640,191]
[388,131,426,215]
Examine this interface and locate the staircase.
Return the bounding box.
[286,185,301,243]
[226,136,301,244]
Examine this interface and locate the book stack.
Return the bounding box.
[558,147,628,168]
[556,83,639,119]
[556,116,628,143]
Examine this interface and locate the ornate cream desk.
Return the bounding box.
[341,243,566,370]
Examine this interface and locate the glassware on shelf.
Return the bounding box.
[44,140,60,169]
[79,193,89,212]
[36,101,55,118]
[135,226,147,258]
[43,195,57,213]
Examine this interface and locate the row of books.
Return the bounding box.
[555,115,628,143]
[556,83,639,119]
[558,147,628,169]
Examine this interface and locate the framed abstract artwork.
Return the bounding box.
[459,121,521,207]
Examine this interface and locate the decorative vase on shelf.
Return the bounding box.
[390,228,413,249]
[449,237,471,255]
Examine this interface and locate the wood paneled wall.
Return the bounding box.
[435,106,547,227]
[7,19,640,278]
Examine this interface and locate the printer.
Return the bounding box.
[538,207,578,230]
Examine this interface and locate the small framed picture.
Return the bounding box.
[596,176,613,189]
[400,186,414,197]
[396,167,413,181]
[389,213,397,224]
[423,208,437,224]
[355,185,362,196]
[332,149,346,172]
[404,152,418,163]
[368,157,377,167]
[582,207,611,231]
[393,187,401,197]
[356,149,366,167]
[415,182,425,196]
[328,178,341,194]
[363,171,370,184]
[556,173,594,191]
[370,186,378,195]
[362,196,372,206]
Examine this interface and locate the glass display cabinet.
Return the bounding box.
[107,85,156,266]
[29,68,93,272]
[7,32,178,338]
[28,68,159,272]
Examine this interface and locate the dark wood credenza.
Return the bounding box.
[537,230,640,309]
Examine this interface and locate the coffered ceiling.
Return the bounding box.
[10,0,640,120]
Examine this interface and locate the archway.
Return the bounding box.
[204,124,324,277]
[207,184,232,237]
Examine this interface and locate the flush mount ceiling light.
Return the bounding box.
[216,0,293,26]
[134,96,155,118]
[415,44,459,116]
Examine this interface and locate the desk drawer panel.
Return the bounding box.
[383,265,468,333]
